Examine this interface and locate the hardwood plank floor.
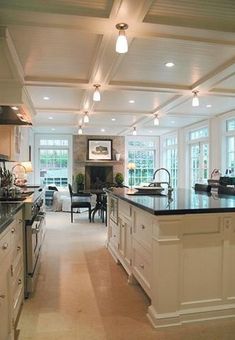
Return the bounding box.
[18,212,235,339]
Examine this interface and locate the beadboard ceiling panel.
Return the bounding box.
[144,0,235,32]
[9,26,101,80]
[0,0,114,18]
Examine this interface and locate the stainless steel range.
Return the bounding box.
[24,187,46,297]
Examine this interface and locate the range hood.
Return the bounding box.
[0,106,32,125]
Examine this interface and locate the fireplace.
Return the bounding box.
[85,166,113,189]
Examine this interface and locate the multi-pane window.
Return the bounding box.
[225,118,235,175]
[162,135,178,188]
[36,136,71,188]
[188,127,209,187]
[127,138,156,186]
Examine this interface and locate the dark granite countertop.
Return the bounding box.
[107,188,235,216]
[0,202,24,234]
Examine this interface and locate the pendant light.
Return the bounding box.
[192,91,199,107]
[133,127,137,135]
[154,114,159,126]
[93,84,101,102]
[115,23,128,54]
[78,125,83,135]
[84,111,89,123]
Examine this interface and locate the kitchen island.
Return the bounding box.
[106,188,235,328]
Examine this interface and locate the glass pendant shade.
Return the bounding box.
[192,91,199,107]
[78,126,83,135]
[84,112,89,123]
[154,115,159,126]
[93,86,101,101]
[133,127,137,135]
[116,31,128,53]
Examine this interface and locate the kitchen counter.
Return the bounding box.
[0,202,23,233]
[107,187,235,215]
[106,188,235,328]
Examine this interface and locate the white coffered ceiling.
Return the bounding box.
[0,0,234,136]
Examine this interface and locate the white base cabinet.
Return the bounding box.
[0,209,24,340]
[107,194,235,328]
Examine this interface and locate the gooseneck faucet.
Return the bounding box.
[152,167,173,198]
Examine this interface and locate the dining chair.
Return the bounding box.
[68,184,92,223]
[194,183,212,192]
[218,185,235,196]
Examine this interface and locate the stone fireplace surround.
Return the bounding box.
[73,135,125,189]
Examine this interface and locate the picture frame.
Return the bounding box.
[88,139,112,160]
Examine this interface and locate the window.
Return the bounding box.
[35,135,72,188]
[126,138,156,186]
[162,135,178,188]
[188,127,209,187]
[225,118,235,175]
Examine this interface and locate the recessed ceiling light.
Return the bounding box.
[51,128,55,131]
[101,128,105,132]
[129,100,135,104]
[149,130,153,133]
[165,62,175,68]
[206,104,212,108]
[48,116,53,120]
[171,120,175,124]
[43,96,50,100]
[111,118,116,121]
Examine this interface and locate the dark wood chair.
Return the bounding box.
[194,183,212,192]
[68,184,92,223]
[218,185,235,196]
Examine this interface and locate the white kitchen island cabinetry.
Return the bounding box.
[107,188,235,328]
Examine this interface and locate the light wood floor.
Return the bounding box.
[18,212,235,339]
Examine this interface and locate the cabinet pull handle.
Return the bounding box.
[17,246,21,251]
[141,224,145,230]
[18,279,22,285]
[11,228,15,233]
[19,219,23,223]
[140,264,144,269]
[0,294,5,299]
[2,242,8,250]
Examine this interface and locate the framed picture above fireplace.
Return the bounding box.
[88,139,112,160]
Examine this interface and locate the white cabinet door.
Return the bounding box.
[119,215,132,268]
[0,261,11,340]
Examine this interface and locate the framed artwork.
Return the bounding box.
[88,139,112,160]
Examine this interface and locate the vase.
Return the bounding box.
[115,153,120,161]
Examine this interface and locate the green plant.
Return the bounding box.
[76,173,85,185]
[115,172,124,186]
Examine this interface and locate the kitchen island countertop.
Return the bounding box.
[107,187,235,215]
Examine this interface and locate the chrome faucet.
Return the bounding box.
[152,167,173,198]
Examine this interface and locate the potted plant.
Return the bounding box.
[114,172,124,187]
[76,173,85,192]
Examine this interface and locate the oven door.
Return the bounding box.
[26,212,45,274]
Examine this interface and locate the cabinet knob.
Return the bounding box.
[2,242,8,250]
[0,294,5,299]
[19,219,23,223]
[18,279,22,285]
[140,264,144,269]
[17,246,21,251]
[141,224,145,230]
[11,228,15,233]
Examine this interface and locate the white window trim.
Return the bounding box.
[34,134,73,186]
[125,136,159,185]
[221,111,235,175]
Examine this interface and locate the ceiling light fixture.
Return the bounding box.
[115,23,128,54]
[43,96,50,100]
[93,84,101,102]
[78,125,83,135]
[111,118,116,121]
[206,104,212,108]
[48,116,53,120]
[101,128,105,132]
[133,127,137,135]
[129,100,135,104]
[84,111,89,123]
[11,106,18,110]
[165,62,175,68]
[154,114,159,126]
[192,91,199,107]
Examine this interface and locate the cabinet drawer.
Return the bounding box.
[0,228,11,262]
[119,199,131,218]
[133,209,152,251]
[132,239,151,297]
[12,268,24,325]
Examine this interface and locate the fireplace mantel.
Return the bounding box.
[75,160,124,166]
